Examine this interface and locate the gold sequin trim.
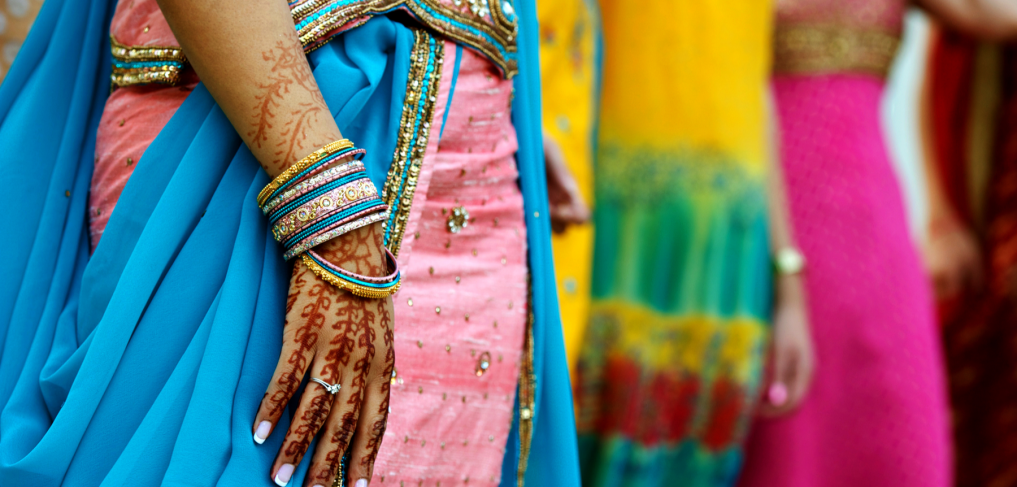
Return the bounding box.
[773,24,900,78]
[110,36,189,88]
[291,0,517,77]
[382,28,444,256]
[516,281,536,486]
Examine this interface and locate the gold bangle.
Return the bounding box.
[301,254,401,299]
[774,247,806,276]
[257,139,354,206]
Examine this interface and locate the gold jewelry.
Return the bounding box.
[301,254,401,299]
[257,139,354,206]
[774,247,806,276]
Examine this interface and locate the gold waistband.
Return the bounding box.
[773,24,900,78]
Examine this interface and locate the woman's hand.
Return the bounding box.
[923,217,984,299]
[544,133,590,234]
[253,223,394,487]
[758,274,815,417]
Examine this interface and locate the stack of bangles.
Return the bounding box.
[257,139,400,299]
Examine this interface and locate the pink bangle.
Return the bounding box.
[262,159,365,214]
[305,246,400,285]
[283,210,389,261]
[271,179,379,240]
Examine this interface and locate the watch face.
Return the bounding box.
[776,248,805,275]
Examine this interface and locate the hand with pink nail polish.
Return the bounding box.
[252,224,394,487]
[759,273,815,417]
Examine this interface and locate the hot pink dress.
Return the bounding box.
[737,1,952,486]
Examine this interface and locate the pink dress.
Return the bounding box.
[737,1,952,486]
[92,1,528,484]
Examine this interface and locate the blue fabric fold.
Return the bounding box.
[0,1,579,485]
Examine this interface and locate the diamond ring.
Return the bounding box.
[310,377,341,395]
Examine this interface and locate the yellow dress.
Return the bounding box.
[537,0,599,369]
[574,1,774,484]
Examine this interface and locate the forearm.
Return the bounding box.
[919,0,1017,41]
[765,89,806,306]
[917,27,960,231]
[155,0,341,178]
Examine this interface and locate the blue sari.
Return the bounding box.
[0,0,579,485]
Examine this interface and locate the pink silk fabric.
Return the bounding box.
[738,75,951,487]
[88,0,190,252]
[375,43,527,485]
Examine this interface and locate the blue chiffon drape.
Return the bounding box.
[0,0,579,484]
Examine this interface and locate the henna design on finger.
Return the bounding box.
[283,389,334,458]
[265,262,334,421]
[362,300,395,469]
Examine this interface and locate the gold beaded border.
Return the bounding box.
[516,280,536,487]
[110,35,189,88]
[291,0,517,78]
[380,28,444,256]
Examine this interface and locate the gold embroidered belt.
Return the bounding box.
[773,24,900,78]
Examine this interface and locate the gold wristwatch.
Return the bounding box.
[774,247,806,276]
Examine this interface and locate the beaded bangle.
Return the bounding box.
[271,181,380,242]
[260,139,393,297]
[282,205,389,261]
[301,247,401,299]
[257,139,355,206]
[262,160,365,214]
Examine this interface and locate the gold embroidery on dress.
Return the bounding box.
[110,36,188,87]
[381,28,445,256]
[290,0,518,77]
[516,281,536,486]
[773,24,900,77]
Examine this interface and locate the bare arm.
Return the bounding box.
[918,0,1017,41]
[759,89,815,417]
[154,1,391,486]
[917,25,984,298]
[156,0,340,177]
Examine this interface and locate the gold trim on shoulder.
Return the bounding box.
[773,24,900,78]
[381,28,445,256]
[291,0,518,78]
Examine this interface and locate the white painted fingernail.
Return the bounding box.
[254,421,271,444]
[356,479,368,487]
[313,485,326,487]
[274,464,294,486]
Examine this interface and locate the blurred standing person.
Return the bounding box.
[739,1,1017,486]
[923,26,1017,487]
[0,0,44,83]
[574,1,814,485]
[538,0,598,369]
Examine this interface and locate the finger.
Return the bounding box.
[345,359,394,485]
[272,355,339,486]
[758,344,795,417]
[254,265,319,445]
[304,368,366,487]
[786,346,813,410]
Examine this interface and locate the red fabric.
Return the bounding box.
[933,31,1017,487]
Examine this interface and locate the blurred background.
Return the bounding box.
[5,0,1017,485]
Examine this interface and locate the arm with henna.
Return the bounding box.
[153,0,393,486]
